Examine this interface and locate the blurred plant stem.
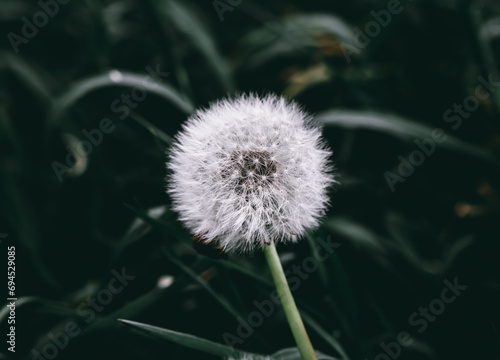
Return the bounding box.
[263,240,318,360]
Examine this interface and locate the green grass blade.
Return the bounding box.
[0,50,53,107]
[300,312,350,360]
[49,70,194,126]
[316,110,497,163]
[161,248,241,320]
[118,319,263,358]
[149,0,234,93]
[271,347,339,360]
[129,111,173,145]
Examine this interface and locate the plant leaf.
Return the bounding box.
[118,319,263,359]
[0,50,53,107]
[300,312,350,360]
[234,14,357,71]
[315,110,497,163]
[49,70,194,126]
[149,0,234,93]
[271,347,339,360]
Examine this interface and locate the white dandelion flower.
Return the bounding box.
[166,94,334,254]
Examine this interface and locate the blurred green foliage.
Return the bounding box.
[1,0,500,359]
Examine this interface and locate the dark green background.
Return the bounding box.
[1,0,500,359]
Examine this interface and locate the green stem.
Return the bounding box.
[263,241,318,360]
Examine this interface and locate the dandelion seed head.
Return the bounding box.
[166,94,335,253]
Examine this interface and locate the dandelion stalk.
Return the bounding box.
[263,240,318,360]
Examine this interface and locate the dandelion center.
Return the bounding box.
[222,150,278,192]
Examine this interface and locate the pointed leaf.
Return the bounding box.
[118,319,262,358]
[315,110,497,163]
[150,0,234,92]
[271,347,339,360]
[49,70,194,126]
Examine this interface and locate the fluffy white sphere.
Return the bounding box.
[167,94,334,253]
